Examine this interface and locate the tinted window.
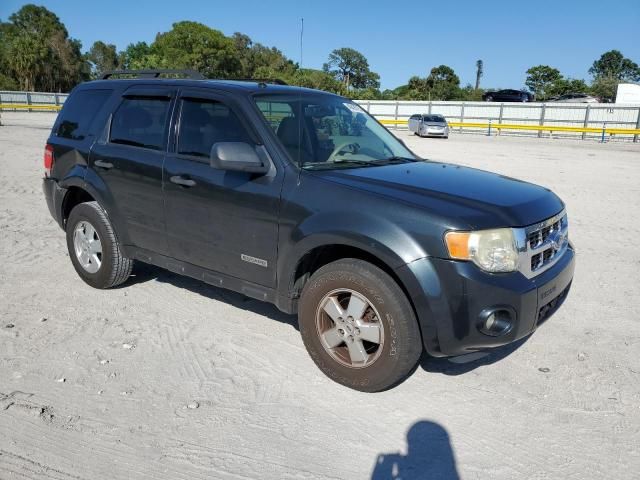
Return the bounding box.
[110,97,171,150]
[177,98,253,158]
[410,114,421,120]
[56,89,112,140]
[423,115,445,122]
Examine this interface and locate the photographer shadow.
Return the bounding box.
[371,420,459,480]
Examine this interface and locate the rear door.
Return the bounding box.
[89,86,174,254]
[163,88,283,287]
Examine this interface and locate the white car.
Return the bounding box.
[408,114,449,138]
[548,93,599,103]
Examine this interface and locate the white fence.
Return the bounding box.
[355,100,640,141]
[2,91,639,141]
[0,90,68,106]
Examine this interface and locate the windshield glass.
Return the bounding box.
[423,115,445,123]
[254,94,416,169]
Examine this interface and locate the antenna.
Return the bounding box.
[300,18,304,69]
[296,17,304,171]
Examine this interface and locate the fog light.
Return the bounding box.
[478,308,514,337]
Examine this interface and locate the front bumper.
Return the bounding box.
[397,244,575,357]
[421,127,449,137]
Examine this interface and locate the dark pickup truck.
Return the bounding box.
[43,70,574,391]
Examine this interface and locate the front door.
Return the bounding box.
[163,88,283,287]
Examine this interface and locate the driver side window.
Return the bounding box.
[177,98,252,160]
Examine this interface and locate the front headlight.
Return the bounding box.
[445,228,519,272]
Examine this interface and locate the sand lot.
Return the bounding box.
[1,112,639,479]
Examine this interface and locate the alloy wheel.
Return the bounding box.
[315,288,384,368]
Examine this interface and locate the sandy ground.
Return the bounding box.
[0,112,639,479]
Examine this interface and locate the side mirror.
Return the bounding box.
[210,142,269,174]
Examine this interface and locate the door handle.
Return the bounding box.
[94,159,113,170]
[170,175,196,187]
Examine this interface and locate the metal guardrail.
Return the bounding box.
[361,100,640,142]
[0,103,62,111]
[379,119,640,136]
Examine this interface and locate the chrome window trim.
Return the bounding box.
[513,209,569,279]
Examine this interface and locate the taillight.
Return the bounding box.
[44,144,54,177]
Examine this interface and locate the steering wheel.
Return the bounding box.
[327,141,361,162]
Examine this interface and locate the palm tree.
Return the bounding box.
[475,60,483,90]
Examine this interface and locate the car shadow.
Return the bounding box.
[420,335,530,376]
[371,420,459,480]
[123,263,299,330]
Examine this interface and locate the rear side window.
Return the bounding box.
[56,89,112,140]
[110,97,171,151]
[177,98,252,158]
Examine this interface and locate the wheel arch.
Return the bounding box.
[60,171,131,247]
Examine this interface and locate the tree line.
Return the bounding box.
[1,4,638,102]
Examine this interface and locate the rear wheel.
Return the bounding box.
[66,201,133,289]
[486,95,494,102]
[298,259,422,392]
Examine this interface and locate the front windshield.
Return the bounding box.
[254,94,416,169]
[423,115,445,123]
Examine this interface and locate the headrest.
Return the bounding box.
[277,117,302,147]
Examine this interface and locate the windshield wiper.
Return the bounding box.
[371,156,418,165]
[302,159,375,170]
[331,159,376,166]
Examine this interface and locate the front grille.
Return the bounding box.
[528,218,562,249]
[527,215,567,273]
[516,210,569,279]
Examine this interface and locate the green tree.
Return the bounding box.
[525,65,562,99]
[323,48,380,90]
[590,77,619,102]
[293,69,343,93]
[87,41,118,78]
[231,32,296,80]
[118,42,155,70]
[589,50,640,82]
[2,4,88,91]
[546,78,589,98]
[426,65,460,100]
[150,21,241,78]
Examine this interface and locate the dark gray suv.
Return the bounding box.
[43,70,574,391]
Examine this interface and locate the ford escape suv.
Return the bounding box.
[42,69,575,392]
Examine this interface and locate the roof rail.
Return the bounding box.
[100,69,205,80]
[229,78,288,86]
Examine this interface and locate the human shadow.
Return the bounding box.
[420,335,530,376]
[124,262,298,330]
[371,420,459,480]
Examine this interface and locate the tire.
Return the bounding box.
[298,259,422,392]
[66,201,133,289]
[486,95,493,102]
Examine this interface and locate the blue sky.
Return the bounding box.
[2,0,639,90]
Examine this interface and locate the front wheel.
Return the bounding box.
[66,201,133,289]
[298,259,422,392]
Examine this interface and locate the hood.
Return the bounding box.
[311,161,564,229]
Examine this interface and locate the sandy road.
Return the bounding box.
[1,112,639,479]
